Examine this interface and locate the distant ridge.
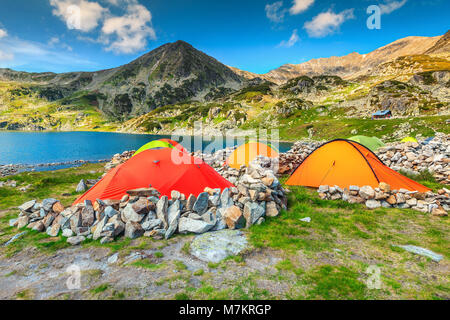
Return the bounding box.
[230,32,448,84]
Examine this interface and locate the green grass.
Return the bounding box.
[207,262,220,269]
[0,162,448,300]
[277,114,450,142]
[398,169,445,192]
[181,241,191,255]
[301,265,370,300]
[0,163,103,209]
[247,185,449,299]
[131,260,166,270]
[173,260,188,271]
[90,284,110,294]
[16,289,33,300]
[193,269,204,276]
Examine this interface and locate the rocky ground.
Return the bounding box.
[317,183,449,217]
[0,135,449,300]
[0,159,108,178]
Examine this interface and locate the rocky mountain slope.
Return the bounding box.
[0,33,449,140]
[234,33,447,84]
[425,30,450,55]
[0,41,245,120]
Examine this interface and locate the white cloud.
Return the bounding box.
[379,0,407,15]
[304,9,355,38]
[0,28,7,39]
[49,0,108,32]
[289,0,314,15]
[0,37,95,70]
[48,36,73,51]
[49,0,156,54]
[278,29,300,48]
[0,28,13,61]
[101,3,156,54]
[265,1,287,23]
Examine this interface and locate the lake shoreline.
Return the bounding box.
[0,159,109,177]
[0,131,295,176]
[0,129,298,143]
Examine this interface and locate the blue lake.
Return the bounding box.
[0,131,293,169]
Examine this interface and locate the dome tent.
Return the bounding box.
[133,140,174,157]
[286,139,430,192]
[401,137,418,143]
[159,139,188,152]
[74,148,234,205]
[227,141,279,169]
[133,139,187,157]
[348,135,385,151]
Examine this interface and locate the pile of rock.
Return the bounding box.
[192,147,235,167]
[0,179,17,188]
[104,150,135,171]
[317,183,449,217]
[11,163,287,245]
[375,133,450,184]
[0,165,18,177]
[278,140,322,174]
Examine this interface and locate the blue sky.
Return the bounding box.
[0,0,448,74]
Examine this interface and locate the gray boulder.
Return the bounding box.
[62,229,73,238]
[220,188,234,209]
[178,217,214,234]
[190,229,249,263]
[186,194,197,211]
[359,186,375,200]
[125,221,144,239]
[67,236,85,246]
[366,200,381,209]
[76,179,88,193]
[156,196,169,229]
[42,198,58,212]
[141,219,162,231]
[93,216,108,240]
[395,245,443,262]
[193,192,209,215]
[243,202,266,228]
[104,206,118,218]
[165,200,181,239]
[18,200,36,213]
[122,203,145,223]
[81,200,95,227]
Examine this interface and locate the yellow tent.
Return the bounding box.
[226,142,279,169]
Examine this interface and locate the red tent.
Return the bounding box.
[73,148,233,205]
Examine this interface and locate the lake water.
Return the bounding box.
[0,131,293,170]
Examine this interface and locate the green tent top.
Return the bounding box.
[401,137,418,143]
[348,135,385,151]
[133,140,174,157]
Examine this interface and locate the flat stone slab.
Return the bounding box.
[190,229,249,263]
[395,245,443,262]
[2,231,28,247]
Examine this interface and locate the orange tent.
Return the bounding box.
[73,148,234,205]
[286,139,430,192]
[227,142,279,169]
